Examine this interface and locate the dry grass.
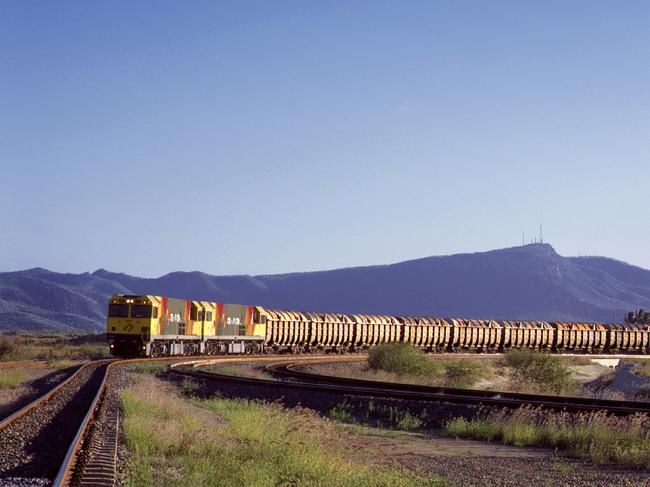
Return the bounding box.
[443,407,650,468]
[0,369,29,389]
[628,359,650,378]
[128,362,168,375]
[0,335,109,362]
[121,375,448,486]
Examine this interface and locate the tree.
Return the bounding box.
[624,309,650,324]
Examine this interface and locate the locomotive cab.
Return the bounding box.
[107,295,161,356]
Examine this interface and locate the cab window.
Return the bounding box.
[206,311,213,321]
[153,307,158,319]
[131,305,152,318]
[190,308,198,320]
[108,304,129,318]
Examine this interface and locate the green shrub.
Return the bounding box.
[0,336,17,358]
[368,343,442,377]
[329,401,355,423]
[444,359,485,388]
[393,410,424,431]
[180,378,199,395]
[499,349,576,394]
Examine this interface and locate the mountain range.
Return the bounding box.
[1,244,649,333]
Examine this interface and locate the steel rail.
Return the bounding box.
[51,361,112,487]
[172,357,650,416]
[263,357,650,412]
[50,354,281,486]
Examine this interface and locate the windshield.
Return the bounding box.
[131,305,153,318]
[108,304,129,318]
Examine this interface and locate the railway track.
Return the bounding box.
[0,359,119,487]
[266,357,650,415]
[0,355,258,487]
[173,356,650,416]
[1,352,645,486]
[0,355,185,487]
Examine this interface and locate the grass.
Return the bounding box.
[212,366,244,377]
[329,401,355,423]
[368,343,442,377]
[365,344,498,388]
[628,359,650,378]
[443,408,650,468]
[0,369,29,389]
[128,362,168,375]
[121,375,448,486]
[498,349,577,395]
[327,399,427,431]
[0,335,109,361]
[444,359,486,388]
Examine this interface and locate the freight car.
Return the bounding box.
[106,294,650,357]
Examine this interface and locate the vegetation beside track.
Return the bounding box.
[498,350,577,395]
[368,343,442,377]
[0,368,28,389]
[328,399,427,431]
[368,343,491,388]
[364,344,592,394]
[443,408,650,469]
[0,335,108,362]
[121,372,448,487]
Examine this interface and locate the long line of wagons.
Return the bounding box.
[106,294,650,357]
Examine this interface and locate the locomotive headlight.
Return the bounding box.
[110,344,114,348]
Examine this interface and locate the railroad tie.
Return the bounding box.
[77,409,119,487]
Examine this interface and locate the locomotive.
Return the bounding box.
[106,294,650,357]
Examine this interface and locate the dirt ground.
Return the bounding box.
[342,425,650,487]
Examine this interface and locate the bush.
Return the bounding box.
[444,359,486,388]
[499,349,576,394]
[0,336,17,358]
[329,401,355,423]
[368,343,442,377]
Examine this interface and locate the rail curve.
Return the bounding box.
[172,356,650,416]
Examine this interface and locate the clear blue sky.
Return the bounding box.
[1,1,649,277]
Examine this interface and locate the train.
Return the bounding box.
[106,294,650,357]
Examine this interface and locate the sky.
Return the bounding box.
[1,1,649,277]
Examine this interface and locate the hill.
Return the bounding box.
[1,244,649,333]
